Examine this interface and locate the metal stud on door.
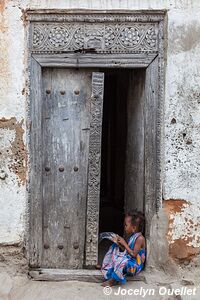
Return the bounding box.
[41,69,94,269]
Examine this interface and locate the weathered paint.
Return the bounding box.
[164,199,200,262]
[0,117,26,185]
[0,0,200,269]
[162,8,200,263]
[0,1,26,244]
[0,117,26,244]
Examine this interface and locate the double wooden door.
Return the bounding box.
[38,68,104,268]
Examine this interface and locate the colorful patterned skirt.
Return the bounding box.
[101,233,146,284]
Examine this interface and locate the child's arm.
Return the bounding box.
[117,236,144,258]
[113,235,125,251]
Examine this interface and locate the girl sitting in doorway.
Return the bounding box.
[101,210,146,286]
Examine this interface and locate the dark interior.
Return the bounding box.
[98,69,131,263]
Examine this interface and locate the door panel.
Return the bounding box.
[125,70,145,213]
[41,68,92,268]
[85,72,105,266]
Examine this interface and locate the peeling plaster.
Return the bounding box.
[0,117,26,244]
[0,117,26,186]
[0,1,11,100]
[163,12,200,259]
[0,0,6,12]
[164,200,200,262]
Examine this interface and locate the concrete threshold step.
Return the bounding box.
[29,268,146,283]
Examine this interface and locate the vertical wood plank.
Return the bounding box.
[144,56,159,237]
[29,57,43,267]
[125,69,145,213]
[85,72,104,267]
[41,68,91,268]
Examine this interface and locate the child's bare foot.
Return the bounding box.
[101,279,117,287]
[95,264,101,270]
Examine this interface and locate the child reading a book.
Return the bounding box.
[101,210,146,286]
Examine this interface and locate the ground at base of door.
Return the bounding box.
[0,267,200,300]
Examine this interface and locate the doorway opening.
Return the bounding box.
[98,69,146,264]
[28,12,164,279]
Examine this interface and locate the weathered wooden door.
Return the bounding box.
[40,68,104,268]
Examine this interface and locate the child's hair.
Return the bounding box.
[126,209,145,233]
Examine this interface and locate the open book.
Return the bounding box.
[99,232,119,243]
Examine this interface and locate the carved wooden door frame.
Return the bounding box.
[27,11,165,268]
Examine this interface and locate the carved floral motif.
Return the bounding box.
[29,13,164,267]
[32,23,158,53]
[85,72,104,266]
[48,26,70,49]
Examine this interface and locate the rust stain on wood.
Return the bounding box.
[0,117,26,185]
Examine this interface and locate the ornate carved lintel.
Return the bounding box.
[28,11,165,268]
[30,14,160,54]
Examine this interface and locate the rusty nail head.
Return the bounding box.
[45,167,50,172]
[46,90,51,94]
[60,91,66,95]
[64,225,70,229]
[44,244,49,249]
[73,242,79,249]
[74,90,80,95]
[73,166,78,172]
[59,166,65,172]
[58,245,64,249]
